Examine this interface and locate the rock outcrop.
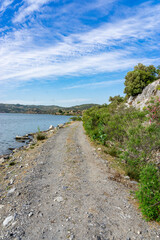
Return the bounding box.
[127,79,160,110]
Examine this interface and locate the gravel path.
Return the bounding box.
[0,122,160,240]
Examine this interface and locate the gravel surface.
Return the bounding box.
[0,122,160,240]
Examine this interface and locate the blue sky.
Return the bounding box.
[0,0,160,106]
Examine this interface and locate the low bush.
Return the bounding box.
[136,164,160,221]
[70,116,82,121]
[121,123,160,180]
[37,133,46,141]
[37,127,46,140]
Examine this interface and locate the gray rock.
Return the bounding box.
[127,79,160,110]
[69,235,75,240]
[28,212,33,217]
[7,187,16,196]
[3,215,14,227]
[54,196,63,202]
[130,180,138,185]
[124,176,130,180]
[10,179,14,185]
[0,204,5,209]
[0,158,4,164]
[49,125,54,130]
[58,124,64,128]
[97,236,101,240]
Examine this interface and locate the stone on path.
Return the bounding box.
[7,187,16,196]
[54,197,63,202]
[3,216,14,227]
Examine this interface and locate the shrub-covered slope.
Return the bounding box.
[83,79,160,221]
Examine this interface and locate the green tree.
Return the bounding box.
[124,63,157,97]
[157,65,160,78]
[59,109,63,114]
[109,95,124,104]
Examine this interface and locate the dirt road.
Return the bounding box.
[0,122,160,240]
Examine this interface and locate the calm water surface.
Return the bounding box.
[0,113,71,156]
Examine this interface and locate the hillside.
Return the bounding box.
[0,103,98,115]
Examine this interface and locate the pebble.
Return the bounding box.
[100,223,106,229]
[124,176,130,180]
[54,197,63,202]
[0,205,4,209]
[28,212,33,217]
[10,179,14,185]
[0,158,4,164]
[3,215,14,227]
[12,221,17,227]
[97,236,101,240]
[16,192,21,197]
[7,187,16,196]
[130,181,138,185]
[97,148,101,151]
[69,235,75,240]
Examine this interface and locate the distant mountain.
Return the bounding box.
[0,103,99,115]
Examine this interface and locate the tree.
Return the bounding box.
[157,65,160,78]
[59,109,63,114]
[124,63,157,97]
[109,95,124,104]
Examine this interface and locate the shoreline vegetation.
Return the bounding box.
[82,63,160,222]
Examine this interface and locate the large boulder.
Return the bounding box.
[127,79,160,110]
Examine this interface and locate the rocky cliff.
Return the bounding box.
[127,79,160,110]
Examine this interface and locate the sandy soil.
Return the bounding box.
[0,122,160,240]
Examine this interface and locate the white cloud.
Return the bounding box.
[0,2,160,84]
[64,79,124,89]
[0,0,14,13]
[13,0,54,23]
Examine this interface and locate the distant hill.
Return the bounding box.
[0,103,99,115]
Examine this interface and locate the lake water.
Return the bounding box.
[0,113,71,156]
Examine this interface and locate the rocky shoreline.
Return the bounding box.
[0,123,66,163]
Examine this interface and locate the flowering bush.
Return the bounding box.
[147,97,160,125]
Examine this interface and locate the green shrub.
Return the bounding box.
[136,164,160,221]
[37,127,46,140]
[121,123,160,180]
[70,116,82,121]
[83,104,146,147]
[37,133,46,140]
[108,146,118,157]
